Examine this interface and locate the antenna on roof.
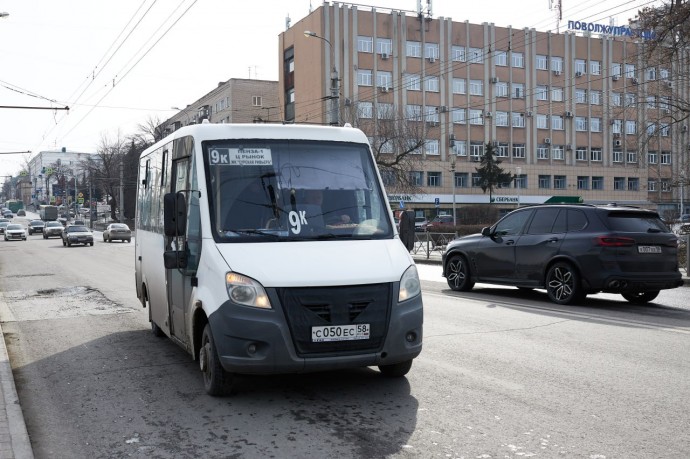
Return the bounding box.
[285,14,291,31]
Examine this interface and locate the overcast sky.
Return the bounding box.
[0,0,656,181]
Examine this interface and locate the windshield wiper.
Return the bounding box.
[224,229,280,239]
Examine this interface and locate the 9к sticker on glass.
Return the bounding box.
[209,148,273,166]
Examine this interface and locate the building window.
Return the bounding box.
[252,96,262,107]
[455,172,468,187]
[612,119,622,134]
[576,89,587,104]
[409,171,423,186]
[512,52,524,68]
[551,87,564,101]
[406,41,421,57]
[554,175,566,189]
[469,109,483,125]
[425,76,440,92]
[577,176,589,190]
[660,97,670,110]
[628,177,639,191]
[357,36,374,53]
[536,54,548,70]
[471,173,483,187]
[497,143,509,157]
[625,63,636,78]
[537,145,550,160]
[660,123,670,136]
[452,140,467,156]
[469,79,483,96]
[576,147,588,161]
[612,150,623,163]
[614,177,625,190]
[646,95,656,108]
[452,78,466,94]
[625,93,636,107]
[512,144,526,158]
[645,67,657,81]
[590,118,602,132]
[512,112,525,128]
[661,179,671,192]
[551,115,564,130]
[427,172,442,187]
[425,43,439,59]
[470,142,484,159]
[648,179,657,192]
[592,176,604,190]
[626,120,636,135]
[359,102,373,118]
[512,83,525,99]
[575,59,587,74]
[426,140,440,156]
[612,63,622,77]
[539,175,551,188]
[468,47,483,64]
[405,73,421,91]
[647,151,658,164]
[376,103,394,119]
[494,51,507,66]
[536,114,548,129]
[357,69,373,86]
[661,151,671,164]
[590,60,601,75]
[377,71,392,89]
[495,82,509,97]
[611,92,622,106]
[552,56,563,72]
[576,117,587,132]
[552,146,564,160]
[406,104,422,121]
[590,90,602,105]
[590,148,602,162]
[452,46,466,62]
[376,37,392,55]
[495,111,509,127]
[627,151,637,163]
[452,108,466,124]
[536,85,548,101]
[660,68,670,80]
[424,106,439,123]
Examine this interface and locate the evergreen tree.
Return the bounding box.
[475,142,514,204]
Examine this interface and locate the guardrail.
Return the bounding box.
[411,231,456,259]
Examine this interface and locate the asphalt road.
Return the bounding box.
[1,217,689,458]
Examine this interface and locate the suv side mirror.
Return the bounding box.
[481,226,492,237]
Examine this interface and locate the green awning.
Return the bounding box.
[544,196,583,203]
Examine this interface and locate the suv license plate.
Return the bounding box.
[638,245,662,254]
[312,324,370,342]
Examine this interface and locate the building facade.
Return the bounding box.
[163,78,279,134]
[279,3,690,219]
[26,148,96,207]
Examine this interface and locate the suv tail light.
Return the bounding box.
[595,236,636,247]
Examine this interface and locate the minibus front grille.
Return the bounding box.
[277,283,392,356]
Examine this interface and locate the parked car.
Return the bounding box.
[103,223,132,242]
[423,215,454,230]
[4,224,27,241]
[414,217,429,232]
[3,210,13,218]
[28,220,45,234]
[61,225,94,247]
[0,218,9,224]
[442,204,683,305]
[43,221,65,239]
[0,222,9,235]
[16,209,26,216]
[681,214,690,223]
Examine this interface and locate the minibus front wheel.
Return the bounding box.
[200,324,234,396]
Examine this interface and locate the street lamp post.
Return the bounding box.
[516,166,522,208]
[450,152,457,227]
[681,171,686,216]
[304,30,339,125]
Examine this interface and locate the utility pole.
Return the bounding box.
[119,161,124,223]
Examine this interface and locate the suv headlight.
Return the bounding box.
[398,265,421,302]
[225,272,271,309]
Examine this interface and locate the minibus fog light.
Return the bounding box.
[398,265,421,302]
[226,272,271,309]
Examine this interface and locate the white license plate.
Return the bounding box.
[312,324,370,342]
[638,245,662,254]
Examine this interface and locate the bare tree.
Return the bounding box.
[82,131,129,221]
[342,102,427,195]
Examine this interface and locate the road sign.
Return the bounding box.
[434,197,440,208]
[78,198,84,204]
[399,200,405,209]
[78,192,83,198]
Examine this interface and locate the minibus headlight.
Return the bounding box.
[225,272,272,309]
[398,265,421,302]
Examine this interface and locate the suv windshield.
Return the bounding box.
[46,222,62,227]
[67,226,89,232]
[205,139,392,242]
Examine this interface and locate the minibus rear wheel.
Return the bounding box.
[200,324,233,396]
[378,359,413,377]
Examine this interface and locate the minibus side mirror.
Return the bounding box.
[164,250,187,269]
[164,192,187,237]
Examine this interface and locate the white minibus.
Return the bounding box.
[135,123,423,395]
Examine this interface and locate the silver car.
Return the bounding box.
[61,225,94,247]
[4,224,27,241]
[43,221,65,239]
[103,223,132,243]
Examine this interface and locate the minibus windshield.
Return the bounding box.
[204,139,393,242]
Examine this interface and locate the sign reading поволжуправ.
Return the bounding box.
[567,20,655,40]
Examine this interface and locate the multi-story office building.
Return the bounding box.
[279,3,689,218]
[27,148,96,206]
[163,78,279,134]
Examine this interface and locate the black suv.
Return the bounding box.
[28,220,45,234]
[442,204,683,305]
